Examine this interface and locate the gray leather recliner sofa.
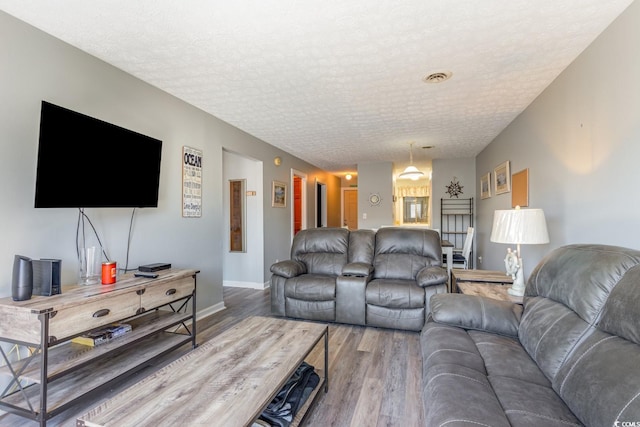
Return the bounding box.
[422,244,640,426]
[270,227,448,331]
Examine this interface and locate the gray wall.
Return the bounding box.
[476,0,640,276]
[357,162,394,229]
[431,158,476,232]
[0,12,329,310]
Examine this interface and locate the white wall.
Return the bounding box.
[222,150,265,288]
[476,0,640,275]
[0,12,327,310]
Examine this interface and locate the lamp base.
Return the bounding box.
[508,285,525,297]
[507,262,525,297]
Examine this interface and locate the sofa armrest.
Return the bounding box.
[342,262,374,277]
[336,274,369,325]
[270,260,306,278]
[430,293,523,338]
[416,266,448,287]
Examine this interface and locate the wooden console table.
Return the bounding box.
[452,269,522,304]
[77,316,328,427]
[451,268,512,292]
[0,268,198,426]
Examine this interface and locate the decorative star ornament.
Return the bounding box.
[446,177,464,198]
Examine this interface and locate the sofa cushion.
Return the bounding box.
[347,229,375,264]
[270,260,306,278]
[599,264,640,345]
[366,304,425,331]
[291,228,349,276]
[285,298,335,321]
[489,376,582,427]
[373,228,441,280]
[342,262,373,276]
[421,320,487,374]
[423,363,511,427]
[469,330,550,388]
[416,266,448,287]
[366,279,424,309]
[527,244,640,324]
[554,329,640,427]
[430,293,522,338]
[518,296,593,381]
[284,275,335,300]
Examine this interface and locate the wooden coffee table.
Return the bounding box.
[77,316,328,427]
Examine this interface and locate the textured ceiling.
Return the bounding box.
[0,0,634,174]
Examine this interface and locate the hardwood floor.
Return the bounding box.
[0,287,423,426]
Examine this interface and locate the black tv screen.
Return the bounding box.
[35,101,162,208]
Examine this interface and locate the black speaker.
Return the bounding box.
[12,255,33,301]
[33,259,62,296]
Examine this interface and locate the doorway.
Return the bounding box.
[291,169,307,240]
[315,180,327,228]
[222,150,264,289]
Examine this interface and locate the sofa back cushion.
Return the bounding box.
[519,244,640,382]
[373,228,441,280]
[348,229,375,264]
[553,329,640,426]
[527,244,640,323]
[598,264,640,345]
[291,228,349,276]
[552,264,640,425]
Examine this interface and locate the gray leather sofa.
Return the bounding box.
[422,244,640,426]
[270,227,448,331]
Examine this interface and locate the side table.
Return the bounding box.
[451,269,523,304]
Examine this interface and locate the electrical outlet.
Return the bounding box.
[362,213,367,220]
[478,256,483,265]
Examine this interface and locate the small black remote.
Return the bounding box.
[135,272,159,279]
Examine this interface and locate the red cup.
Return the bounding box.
[102,261,117,285]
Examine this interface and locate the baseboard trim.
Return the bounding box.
[223,280,270,290]
[196,301,226,322]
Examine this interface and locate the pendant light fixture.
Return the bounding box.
[398,142,425,180]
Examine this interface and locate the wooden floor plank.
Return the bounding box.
[0,287,424,426]
[357,326,380,353]
[350,377,384,427]
[378,333,409,419]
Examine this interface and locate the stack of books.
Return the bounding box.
[71,323,132,347]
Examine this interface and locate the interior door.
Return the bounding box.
[293,176,302,235]
[344,189,358,230]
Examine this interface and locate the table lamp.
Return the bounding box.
[490,206,549,296]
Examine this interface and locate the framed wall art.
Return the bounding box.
[480,173,491,199]
[511,168,529,208]
[182,146,202,217]
[272,180,287,208]
[229,179,245,252]
[494,161,511,195]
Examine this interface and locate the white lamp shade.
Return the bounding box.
[490,208,549,244]
[399,165,424,180]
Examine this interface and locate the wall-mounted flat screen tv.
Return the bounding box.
[35,101,163,208]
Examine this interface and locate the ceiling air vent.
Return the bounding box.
[423,71,452,84]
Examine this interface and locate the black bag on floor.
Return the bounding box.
[259,362,320,427]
